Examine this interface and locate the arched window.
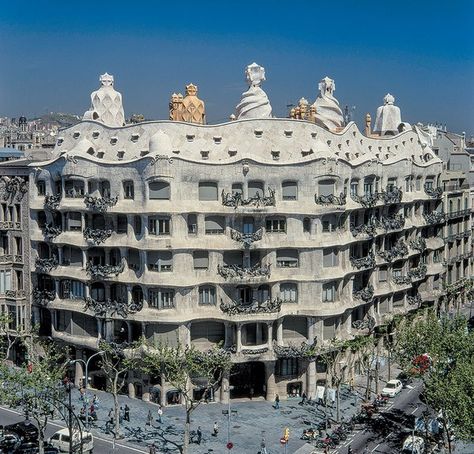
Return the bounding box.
[198,181,218,201]
[282,181,298,200]
[303,217,311,233]
[199,286,216,305]
[149,181,170,200]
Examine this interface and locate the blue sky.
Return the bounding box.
[0,0,473,134]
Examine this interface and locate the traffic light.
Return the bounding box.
[284,427,290,441]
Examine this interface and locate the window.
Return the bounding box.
[303,217,311,233]
[0,270,11,293]
[256,284,270,302]
[198,181,218,201]
[188,214,197,234]
[15,270,23,290]
[322,215,339,232]
[199,286,216,305]
[67,212,82,231]
[15,237,22,255]
[62,246,82,266]
[280,283,297,303]
[282,181,297,200]
[364,177,374,195]
[204,216,225,234]
[123,180,134,199]
[425,178,434,190]
[433,250,441,263]
[322,282,336,302]
[37,211,47,229]
[350,180,359,197]
[415,177,422,191]
[266,217,286,233]
[149,288,175,309]
[64,179,85,197]
[37,180,46,196]
[117,215,128,234]
[60,280,85,299]
[231,183,243,195]
[243,217,255,234]
[248,181,264,198]
[193,251,209,269]
[238,286,252,304]
[148,251,173,272]
[134,216,142,235]
[323,248,339,267]
[276,249,299,268]
[387,178,397,192]
[149,217,171,235]
[149,181,170,200]
[393,266,403,278]
[379,266,387,282]
[318,180,335,197]
[276,358,298,377]
[405,177,412,192]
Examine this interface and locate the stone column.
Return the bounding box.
[276,319,283,346]
[57,246,63,265]
[256,323,262,345]
[126,285,132,304]
[105,319,113,341]
[81,212,85,231]
[96,319,102,339]
[143,215,148,239]
[306,360,316,399]
[267,322,273,350]
[220,370,230,404]
[179,323,191,347]
[128,371,136,399]
[74,350,84,388]
[160,374,167,406]
[236,323,242,353]
[127,214,133,238]
[82,250,87,269]
[224,322,232,348]
[264,361,277,401]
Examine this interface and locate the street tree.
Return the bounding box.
[139,342,232,454]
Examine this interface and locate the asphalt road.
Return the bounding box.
[334,380,427,454]
[0,406,148,454]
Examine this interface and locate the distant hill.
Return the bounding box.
[32,112,81,128]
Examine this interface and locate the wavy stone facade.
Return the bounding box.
[29,117,453,404]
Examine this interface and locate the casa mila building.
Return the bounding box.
[29,64,465,405]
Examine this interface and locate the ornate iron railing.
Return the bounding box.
[446,209,470,220]
[423,211,446,225]
[0,176,28,202]
[350,220,377,238]
[44,194,61,211]
[407,294,422,306]
[379,187,403,204]
[424,184,443,198]
[83,227,112,245]
[221,188,276,209]
[408,264,427,281]
[350,252,376,269]
[0,254,13,263]
[5,289,26,299]
[217,263,271,280]
[377,240,408,262]
[86,260,124,279]
[392,274,412,285]
[84,297,143,318]
[315,193,346,206]
[36,256,59,273]
[0,221,21,230]
[230,228,263,247]
[353,284,374,302]
[375,214,405,232]
[219,297,281,315]
[241,347,269,355]
[410,237,426,253]
[84,194,118,213]
[351,193,379,208]
[42,224,62,241]
[352,315,376,331]
[273,337,318,359]
[33,288,56,306]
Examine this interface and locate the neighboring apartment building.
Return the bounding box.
[29,69,448,405]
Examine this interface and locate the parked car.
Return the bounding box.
[397,371,412,388]
[17,441,59,454]
[48,429,93,453]
[402,435,425,454]
[4,421,38,443]
[381,379,403,397]
[0,432,21,452]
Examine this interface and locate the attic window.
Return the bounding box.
[57,138,64,146]
[140,150,149,156]
[186,134,195,142]
[131,133,140,143]
[395,145,398,150]
[213,136,222,144]
[360,139,363,145]
[326,140,331,146]
[352,131,357,137]
[110,137,118,145]
[271,150,280,160]
[410,138,414,143]
[97,151,104,159]
[311,132,318,138]
[254,129,263,138]
[368,145,372,151]
[346,140,350,146]
[87,147,94,155]
[117,151,125,160]
[337,144,342,150]
[284,130,293,138]
[402,141,406,146]
[73,132,80,139]
[201,150,209,160]
[172,149,180,154]
[301,149,313,157]
[228,148,237,157]
[92,131,100,139]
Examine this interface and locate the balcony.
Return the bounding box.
[86,260,125,280]
[44,194,61,211]
[0,221,21,230]
[5,290,26,299]
[410,237,426,253]
[392,274,412,285]
[351,193,379,208]
[84,297,143,318]
[407,294,422,306]
[42,223,62,241]
[217,263,271,280]
[0,175,28,202]
[33,288,56,306]
[423,211,446,225]
[84,194,118,213]
[230,228,263,247]
[36,256,59,273]
[315,193,346,206]
[353,284,374,302]
[83,227,112,245]
[350,220,377,238]
[377,240,408,262]
[219,297,282,315]
[221,188,276,209]
[408,264,427,281]
[350,252,376,270]
[376,215,405,232]
[351,314,376,331]
[379,187,403,204]
[273,339,317,359]
[446,209,470,220]
[424,184,443,199]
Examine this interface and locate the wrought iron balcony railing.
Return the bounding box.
[424,184,443,198]
[221,188,276,209]
[44,194,61,211]
[352,314,376,331]
[42,224,62,241]
[315,193,346,206]
[84,297,143,318]
[407,294,422,306]
[219,297,282,315]
[35,256,59,273]
[84,194,118,213]
[0,175,28,202]
[353,284,374,302]
[350,220,377,238]
[86,260,125,280]
[273,338,318,359]
[377,240,408,262]
[83,227,112,245]
[350,252,376,269]
[5,289,26,299]
[230,228,263,247]
[408,264,427,281]
[33,288,56,306]
[375,214,405,232]
[0,255,13,263]
[392,274,412,285]
[410,237,427,253]
[446,209,470,219]
[0,221,21,230]
[217,263,271,280]
[423,211,446,225]
[379,187,403,204]
[351,192,379,208]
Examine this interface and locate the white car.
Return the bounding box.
[48,428,93,453]
[381,379,403,397]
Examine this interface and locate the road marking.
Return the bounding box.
[411,407,419,415]
[0,405,148,453]
[371,443,381,452]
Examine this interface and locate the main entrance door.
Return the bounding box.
[229,362,265,398]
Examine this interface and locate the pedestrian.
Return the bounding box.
[157,406,163,423]
[212,421,219,436]
[250,387,254,400]
[119,406,124,424]
[92,394,99,409]
[300,391,307,405]
[124,404,130,422]
[108,408,114,424]
[197,426,202,445]
[274,393,280,409]
[146,409,153,426]
[260,436,268,454]
[149,443,156,454]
